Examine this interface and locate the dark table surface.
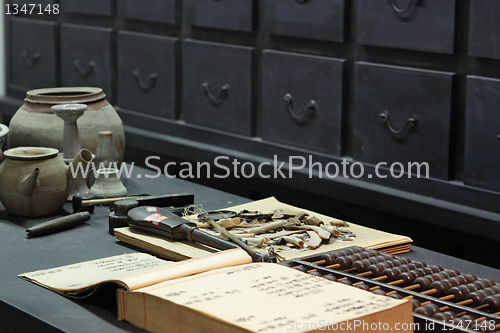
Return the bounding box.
[1,166,499,333]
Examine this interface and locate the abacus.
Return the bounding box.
[280,246,500,332]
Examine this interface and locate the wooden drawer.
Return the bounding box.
[464,76,500,192]
[182,40,253,136]
[468,0,500,60]
[10,18,57,90]
[117,31,177,119]
[260,50,344,155]
[121,0,179,24]
[352,62,453,180]
[184,0,254,32]
[357,0,456,54]
[61,24,114,102]
[263,0,345,42]
[62,0,114,16]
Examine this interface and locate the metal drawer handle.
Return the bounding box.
[73,59,95,78]
[21,50,41,67]
[133,69,158,92]
[202,81,230,105]
[284,93,316,123]
[390,0,418,18]
[380,110,417,136]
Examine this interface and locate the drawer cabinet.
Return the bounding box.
[352,62,453,180]
[120,0,179,25]
[263,0,345,42]
[60,24,114,102]
[184,0,254,32]
[182,40,254,136]
[464,76,500,192]
[10,18,57,91]
[260,50,344,155]
[62,0,115,16]
[118,31,177,119]
[357,0,456,54]
[468,0,500,60]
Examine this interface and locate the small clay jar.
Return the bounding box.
[89,168,128,198]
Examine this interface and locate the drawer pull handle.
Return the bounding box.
[380,110,417,136]
[21,50,41,67]
[202,81,230,105]
[133,69,158,92]
[284,93,316,123]
[390,0,417,16]
[73,59,95,78]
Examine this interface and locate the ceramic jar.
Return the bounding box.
[7,87,125,162]
[0,147,92,217]
[89,168,128,198]
[0,124,8,149]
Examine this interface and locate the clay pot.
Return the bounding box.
[89,168,128,198]
[0,147,93,217]
[7,87,125,162]
[0,124,8,149]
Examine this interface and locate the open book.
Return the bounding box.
[19,248,413,332]
[115,197,412,261]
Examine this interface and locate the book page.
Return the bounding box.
[136,263,412,332]
[18,252,173,296]
[19,248,252,296]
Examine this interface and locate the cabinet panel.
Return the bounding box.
[464,76,500,191]
[184,0,254,32]
[60,24,114,102]
[260,50,343,155]
[121,0,179,24]
[183,40,253,136]
[118,31,177,119]
[263,0,344,42]
[10,18,57,90]
[352,62,453,179]
[357,0,456,54]
[468,0,500,60]
[62,0,114,16]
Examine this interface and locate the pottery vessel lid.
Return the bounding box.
[25,87,106,105]
[3,147,59,161]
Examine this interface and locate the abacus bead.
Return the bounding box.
[414,261,427,268]
[433,312,454,321]
[366,250,380,257]
[483,295,500,312]
[481,278,496,287]
[356,284,371,291]
[388,293,403,299]
[367,263,387,277]
[371,289,386,296]
[382,253,395,261]
[309,271,322,277]
[411,299,421,311]
[459,314,476,322]
[414,303,440,317]
[352,260,370,272]
[368,256,380,265]
[398,272,416,286]
[334,256,351,270]
[340,279,353,286]
[466,290,493,306]
[323,274,338,282]
[449,285,470,301]
[337,249,350,257]
[321,253,337,266]
[381,268,400,282]
[294,265,308,273]
[430,280,453,297]
[464,274,478,284]
[414,277,432,290]
[351,246,365,253]
[441,270,458,279]
[353,252,365,261]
